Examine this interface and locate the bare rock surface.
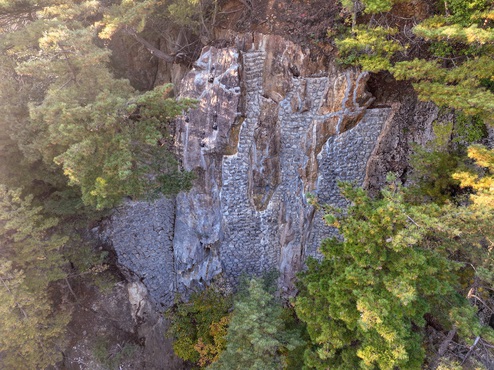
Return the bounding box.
[107,33,394,305]
[173,33,391,295]
[104,197,176,307]
[62,281,184,370]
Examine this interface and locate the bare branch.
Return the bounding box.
[461,336,481,365]
[123,27,176,63]
[429,327,457,369]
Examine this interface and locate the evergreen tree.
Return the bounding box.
[295,181,480,369]
[0,0,195,210]
[336,25,403,72]
[99,0,218,62]
[390,2,494,124]
[0,260,70,370]
[446,145,494,297]
[332,0,494,125]
[209,278,302,370]
[0,185,67,284]
[0,185,70,369]
[406,121,462,204]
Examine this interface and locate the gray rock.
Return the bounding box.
[107,33,394,306]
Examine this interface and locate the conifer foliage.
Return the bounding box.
[0,1,196,368]
[209,278,302,370]
[295,181,481,369]
[335,0,494,124]
[0,185,70,369]
[448,145,494,294]
[0,0,196,210]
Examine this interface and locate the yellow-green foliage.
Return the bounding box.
[0,2,196,210]
[414,16,494,44]
[167,0,202,30]
[392,55,494,124]
[167,287,232,366]
[99,0,161,39]
[361,0,396,14]
[295,181,481,370]
[407,121,461,204]
[453,145,494,208]
[0,260,71,370]
[334,0,494,126]
[99,0,211,39]
[0,186,70,369]
[390,2,494,125]
[446,146,494,288]
[209,278,303,370]
[341,0,397,14]
[336,26,403,72]
[453,112,487,144]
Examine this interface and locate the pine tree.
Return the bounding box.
[332,0,494,125]
[336,25,403,72]
[390,2,494,124]
[0,0,195,210]
[99,0,217,62]
[0,260,70,370]
[295,181,478,369]
[0,185,70,369]
[0,185,67,284]
[446,145,494,297]
[209,278,302,370]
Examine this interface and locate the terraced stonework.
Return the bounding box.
[107,33,394,307]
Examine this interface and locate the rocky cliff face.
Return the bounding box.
[106,33,397,307]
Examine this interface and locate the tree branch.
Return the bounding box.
[123,27,176,63]
[58,43,78,84]
[0,274,28,319]
[461,336,481,365]
[429,326,457,369]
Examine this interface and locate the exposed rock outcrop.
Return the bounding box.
[106,33,395,306]
[105,198,176,306]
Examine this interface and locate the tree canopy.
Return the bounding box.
[296,170,494,369]
[209,278,302,370]
[1,0,494,368]
[335,0,494,125]
[0,185,70,369]
[0,1,197,367]
[0,0,196,211]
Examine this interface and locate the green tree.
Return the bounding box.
[99,0,219,61]
[335,25,403,72]
[390,2,494,124]
[406,108,488,205]
[0,0,195,210]
[167,287,232,366]
[295,181,479,369]
[209,278,302,370]
[0,185,70,369]
[0,260,70,370]
[334,0,404,72]
[0,185,67,283]
[333,0,494,126]
[407,121,461,204]
[447,145,494,295]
